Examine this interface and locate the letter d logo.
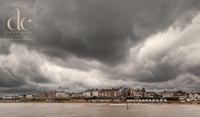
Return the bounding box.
[7,8,32,31]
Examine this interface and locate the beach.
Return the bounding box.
[0,103,199,117]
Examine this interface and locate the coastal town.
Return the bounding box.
[1,88,200,104]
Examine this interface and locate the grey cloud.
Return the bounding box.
[0,43,54,92]
[0,40,11,55]
[0,68,25,87]
[120,14,200,85]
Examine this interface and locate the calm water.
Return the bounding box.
[0,103,199,117]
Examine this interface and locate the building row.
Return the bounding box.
[1,88,200,102]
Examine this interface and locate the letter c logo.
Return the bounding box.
[7,17,16,30]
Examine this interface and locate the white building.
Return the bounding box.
[83,90,91,97]
[56,91,67,98]
[91,89,99,97]
[189,93,200,101]
[162,91,174,98]
[25,95,33,99]
[3,96,13,100]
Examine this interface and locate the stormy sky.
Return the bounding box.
[1,0,200,95]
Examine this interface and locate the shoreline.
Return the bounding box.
[0,102,199,105]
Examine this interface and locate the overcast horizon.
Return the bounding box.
[0,0,200,95]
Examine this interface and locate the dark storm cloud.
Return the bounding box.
[31,0,200,66]
[2,0,200,65]
[33,0,134,65]
[1,0,200,94]
[131,0,200,37]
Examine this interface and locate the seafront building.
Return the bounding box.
[1,87,200,103]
